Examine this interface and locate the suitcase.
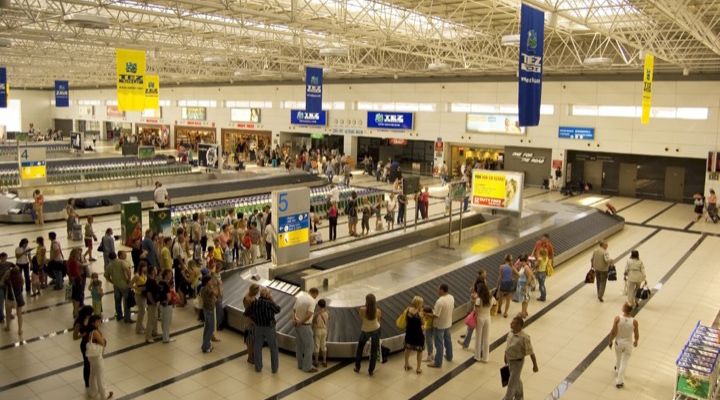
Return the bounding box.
[71,225,83,241]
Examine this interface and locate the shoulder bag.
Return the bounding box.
[395,308,408,330]
[85,334,104,359]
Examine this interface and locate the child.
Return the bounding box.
[313,299,329,368]
[422,305,435,362]
[83,216,98,262]
[31,236,46,296]
[89,273,104,316]
[361,202,371,236]
[206,246,217,271]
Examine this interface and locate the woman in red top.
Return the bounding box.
[66,248,87,319]
[420,187,430,220]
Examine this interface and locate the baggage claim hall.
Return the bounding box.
[1,1,720,400]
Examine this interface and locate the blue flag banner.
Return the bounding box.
[290,109,327,126]
[0,68,7,108]
[55,80,69,107]
[518,4,544,127]
[305,66,323,113]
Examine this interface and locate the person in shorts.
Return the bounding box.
[313,299,329,368]
[83,216,98,262]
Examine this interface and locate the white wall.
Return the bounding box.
[39,80,720,160]
[9,90,52,132]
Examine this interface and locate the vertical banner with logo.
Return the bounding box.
[0,67,7,108]
[641,53,654,125]
[518,4,544,127]
[144,74,159,110]
[120,201,142,243]
[54,80,69,107]
[305,66,323,113]
[116,49,146,111]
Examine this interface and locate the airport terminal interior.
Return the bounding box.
[2,1,720,400]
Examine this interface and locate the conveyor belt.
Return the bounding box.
[224,210,624,349]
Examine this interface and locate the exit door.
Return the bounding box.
[583,160,603,193]
[664,167,685,201]
[619,163,637,197]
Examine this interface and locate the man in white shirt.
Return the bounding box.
[429,283,455,368]
[293,288,319,373]
[154,181,169,208]
[329,184,340,205]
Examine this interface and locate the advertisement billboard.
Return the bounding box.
[290,110,327,126]
[471,169,524,212]
[466,113,525,134]
[367,111,414,130]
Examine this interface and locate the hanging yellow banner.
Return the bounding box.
[641,53,654,125]
[116,49,146,111]
[144,74,159,110]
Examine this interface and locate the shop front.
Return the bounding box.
[221,127,272,162]
[105,122,132,141]
[449,145,504,176]
[135,121,170,149]
[503,146,552,187]
[358,137,433,175]
[567,151,704,202]
[282,132,344,155]
[174,122,217,149]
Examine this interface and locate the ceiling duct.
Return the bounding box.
[63,14,111,29]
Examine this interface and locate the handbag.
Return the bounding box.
[395,308,408,330]
[585,269,596,284]
[464,310,477,329]
[546,260,554,277]
[500,365,511,387]
[635,285,651,300]
[608,265,618,281]
[86,338,104,359]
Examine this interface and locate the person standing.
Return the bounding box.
[3,263,25,336]
[104,251,133,323]
[0,253,11,324]
[73,305,94,392]
[142,230,158,270]
[264,217,275,262]
[32,189,44,225]
[535,248,550,302]
[100,229,115,272]
[313,299,329,368]
[247,287,281,373]
[347,191,359,237]
[354,293,381,376]
[242,284,260,364]
[397,192,407,225]
[502,316,539,400]
[609,303,640,389]
[200,276,218,353]
[592,240,613,302]
[48,232,65,290]
[66,248,87,319]
[496,255,516,318]
[293,288,319,373]
[403,296,425,374]
[131,262,148,334]
[513,255,535,319]
[428,283,454,368]
[158,269,175,343]
[473,280,496,363]
[15,239,32,294]
[144,267,160,343]
[386,193,396,230]
[420,187,430,220]
[65,199,76,239]
[327,202,338,242]
[624,251,647,308]
[127,223,143,273]
[531,234,555,264]
[83,217,98,262]
[153,181,169,208]
[86,315,113,400]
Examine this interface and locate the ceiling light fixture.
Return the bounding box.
[319,46,349,57]
[63,14,111,29]
[582,57,613,66]
[202,56,225,63]
[501,34,521,46]
[428,61,450,71]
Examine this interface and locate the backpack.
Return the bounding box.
[242,234,252,250]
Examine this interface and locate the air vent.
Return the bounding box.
[63,14,111,29]
[501,34,520,46]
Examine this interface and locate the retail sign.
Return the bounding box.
[510,151,545,164]
[106,106,125,119]
[144,75,159,110]
[305,66,323,113]
[467,113,524,134]
[471,169,524,212]
[310,133,324,139]
[115,48,146,111]
[290,109,327,126]
[176,120,215,127]
[388,138,408,145]
[518,4,544,127]
[0,67,6,108]
[558,126,595,140]
[367,111,414,130]
[641,53,654,125]
[54,80,69,107]
[331,128,364,135]
[232,123,256,129]
[272,187,310,265]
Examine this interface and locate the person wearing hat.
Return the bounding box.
[153,182,169,209]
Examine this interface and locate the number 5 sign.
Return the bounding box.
[271,187,310,266]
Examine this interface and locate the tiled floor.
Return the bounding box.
[1,182,718,400]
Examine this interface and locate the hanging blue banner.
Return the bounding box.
[55,80,69,107]
[0,67,7,109]
[290,109,327,126]
[366,111,414,130]
[305,66,323,113]
[518,4,544,127]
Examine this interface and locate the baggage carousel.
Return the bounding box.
[223,202,625,357]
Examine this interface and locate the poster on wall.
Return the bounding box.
[433,137,444,177]
[466,113,525,134]
[471,169,524,212]
[367,111,414,130]
[70,132,82,150]
[0,67,6,108]
[231,108,261,123]
[198,143,219,168]
[54,80,69,107]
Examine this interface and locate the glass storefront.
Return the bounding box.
[221,129,272,162]
[449,145,504,176]
[105,122,132,141]
[358,137,433,175]
[135,124,170,149]
[174,126,216,149]
[283,132,344,155]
